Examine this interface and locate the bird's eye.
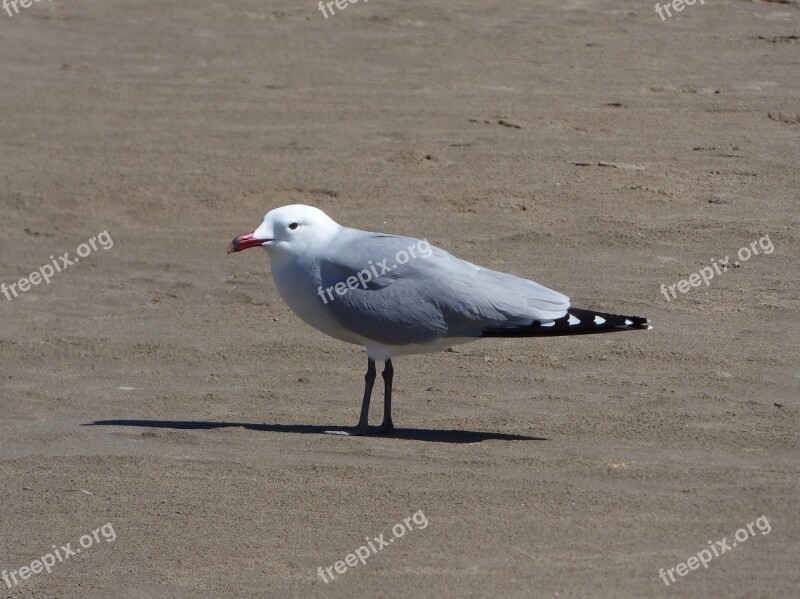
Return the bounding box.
[288,222,299,230]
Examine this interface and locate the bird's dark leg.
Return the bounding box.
[327,358,376,436]
[326,359,395,436]
[375,359,394,433]
[354,358,377,434]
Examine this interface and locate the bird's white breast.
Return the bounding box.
[270,259,364,346]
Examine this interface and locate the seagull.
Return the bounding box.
[228,205,651,436]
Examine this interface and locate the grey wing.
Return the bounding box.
[320,230,570,346]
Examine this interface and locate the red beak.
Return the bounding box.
[227,231,268,254]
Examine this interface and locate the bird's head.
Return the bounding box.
[228,204,340,258]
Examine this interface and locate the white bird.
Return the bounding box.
[229,205,651,435]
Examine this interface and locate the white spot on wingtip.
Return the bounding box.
[594,316,606,325]
[624,319,633,326]
[568,315,580,325]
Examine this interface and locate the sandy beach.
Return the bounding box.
[0,0,798,597]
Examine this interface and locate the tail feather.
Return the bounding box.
[481,308,652,338]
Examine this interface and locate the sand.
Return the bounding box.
[0,0,798,597]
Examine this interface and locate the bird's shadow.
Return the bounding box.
[86,419,545,443]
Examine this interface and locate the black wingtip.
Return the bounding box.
[482,308,652,338]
